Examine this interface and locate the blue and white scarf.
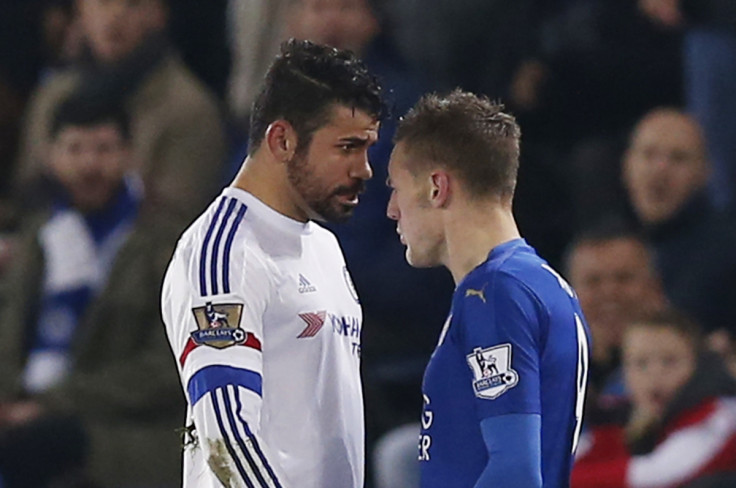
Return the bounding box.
[23,177,141,393]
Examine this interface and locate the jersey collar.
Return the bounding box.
[222,187,314,236]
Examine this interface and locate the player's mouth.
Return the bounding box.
[334,183,365,207]
[645,182,670,203]
[396,227,405,244]
[337,193,360,206]
[647,390,669,413]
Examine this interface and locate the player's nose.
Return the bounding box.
[350,153,372,181]
[386,192,399,220]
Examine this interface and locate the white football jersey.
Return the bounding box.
[161,187,364,488]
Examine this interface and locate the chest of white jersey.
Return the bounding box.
[161,188,364,488]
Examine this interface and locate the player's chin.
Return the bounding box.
[73,186,114,213]
[320,202,357,223]
[406,248,432,269]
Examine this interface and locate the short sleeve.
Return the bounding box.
[180,240,273,402]
[456,272,544,419]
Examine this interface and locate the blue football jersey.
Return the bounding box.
[419,239,590,487]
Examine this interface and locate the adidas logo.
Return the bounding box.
[298,274,317,294]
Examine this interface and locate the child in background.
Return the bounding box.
[572,309,736,488]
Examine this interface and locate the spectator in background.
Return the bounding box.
[521,0,683,147]
[0,1,46,222]
[389,0,544,98]
[0,79,25,224]
[15,0,226,226]
[166,0,230,100]
[391,0,576,265]
[513,0,684,242]
[226,0,289,128]
[0,0,86,276]
[285,0,380,56]
[622,108,736,348]
[0,94,182,487]
[640,0,736,211]
[37,0,85,77]
[572,309,736,488]
[565,221,666,407]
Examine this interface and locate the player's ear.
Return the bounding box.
[265,120,297,163]
[429,171,450,208]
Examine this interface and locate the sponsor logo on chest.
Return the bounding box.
[296,310,362,356]
[296,311,361,338]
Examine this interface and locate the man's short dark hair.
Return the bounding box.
[394,89,521,199]
[628,308,702,350]
[248,39,385,155]
[562,216,648,275]
[50,91,131,140]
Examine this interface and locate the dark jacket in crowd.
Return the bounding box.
[644,192,736,335]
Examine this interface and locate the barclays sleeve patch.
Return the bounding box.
[191,302,246,349]
[466,344,519,400]
[179,302,262,368]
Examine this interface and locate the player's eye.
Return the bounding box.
[629,357,649,371]
[66,141,83,155]
[661,355,680,368]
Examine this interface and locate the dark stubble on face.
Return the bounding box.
[286,151,365,223]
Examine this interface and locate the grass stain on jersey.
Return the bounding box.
[207,438,237,487]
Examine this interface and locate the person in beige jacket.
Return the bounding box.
[16,0,226,226]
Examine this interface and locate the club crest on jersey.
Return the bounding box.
[466,344,519,400]
[342,266,360,303]
[191,302,246,349]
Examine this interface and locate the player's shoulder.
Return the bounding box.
[457,240,565,312]
[176,193,248,247]
[310,221,343,249]
[463,240,540,287]
[173,192,271,277]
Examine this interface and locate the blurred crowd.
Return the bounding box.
[0,0,735,487]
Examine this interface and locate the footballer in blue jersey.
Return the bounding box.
[387,90,590,487]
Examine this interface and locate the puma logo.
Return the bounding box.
[465,284,487,303]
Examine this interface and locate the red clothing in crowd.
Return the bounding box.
[572,397,736,488]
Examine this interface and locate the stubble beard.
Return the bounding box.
[286,152,363,223]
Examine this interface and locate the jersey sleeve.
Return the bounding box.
[475,414,543,487]
[173,227,284,487]
[455,271,545,420]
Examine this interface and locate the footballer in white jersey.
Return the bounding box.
[161,39,383,487]
[162,188,364,487]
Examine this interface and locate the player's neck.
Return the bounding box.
[444,203,520,284]
[231,155,310,222]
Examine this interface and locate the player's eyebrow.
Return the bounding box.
[338,136,373,147]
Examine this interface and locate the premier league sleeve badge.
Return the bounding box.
[466,344,519,399]
[191,302,246,349]
[179,302,261,367]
